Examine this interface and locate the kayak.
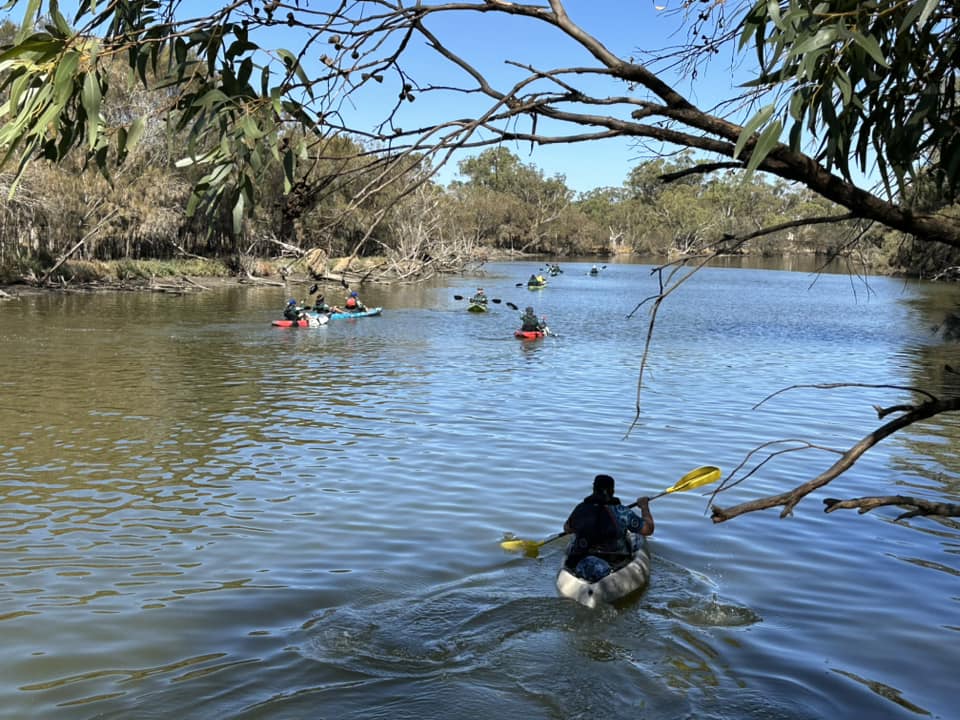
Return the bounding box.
[556,534,651,609]
[514,329,544,340]
[527,282,547,289]
[328,306,382,320]
[467,302,488,313]
[271,312,329,328]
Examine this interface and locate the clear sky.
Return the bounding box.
[316,1,750,194]
[6,1,752,194]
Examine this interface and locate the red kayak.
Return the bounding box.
[514,329,544,340]
[271,313,329,328]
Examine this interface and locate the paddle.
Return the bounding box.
[500,465,722,556]
[454,295,502,303]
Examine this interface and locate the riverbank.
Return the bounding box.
[0,255,430,298]
[0,246,541,299]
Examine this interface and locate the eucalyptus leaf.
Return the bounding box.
[80,72,101,149]
[745,119,782,174]
[734,103,775,160]
[231,190,245,234]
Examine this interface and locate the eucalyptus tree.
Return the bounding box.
[453,148,576,253]
[2,0,959,522]
[1,1,956,245]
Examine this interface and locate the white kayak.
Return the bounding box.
[556,535,651,609]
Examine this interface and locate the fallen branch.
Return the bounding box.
[40,239,85,285]
[171,242,207,261]
[710,390,960,523]
[241,271,284,287]
[823,495,960,521]
[180,275,209,290]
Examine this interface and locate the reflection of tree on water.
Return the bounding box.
[886,287,960,504]
[932,310,960,342]
[708,280,960,525]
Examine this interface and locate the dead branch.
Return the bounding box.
[711,393,960,523]
[40,239,85,285]
[823,496,960,521]
[180,276,209,290]
[624,252,718,437]
[240,271,284,287]
[171,242,206,261]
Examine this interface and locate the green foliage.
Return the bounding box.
[451,148,580,253]
[0,2,952,276]
[739,0,959,198]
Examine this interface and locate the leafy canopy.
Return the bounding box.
[0,0,957,245]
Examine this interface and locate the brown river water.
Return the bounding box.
[1,259,959,719]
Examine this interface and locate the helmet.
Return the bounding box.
[525,306,534,314]
[350,291,358,297]
[288,299,297,305]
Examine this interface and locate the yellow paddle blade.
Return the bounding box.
[662,465,721,494]
[500,538,546,557]
[501,530,567,557]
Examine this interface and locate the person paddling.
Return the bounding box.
[562,474,654,581]
[343,290,367,312]
[283,298,305,322]
[519,306,547,333]
[469,287,488,306]
[311,292,340,314]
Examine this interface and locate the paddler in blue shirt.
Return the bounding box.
[563,474,654,581]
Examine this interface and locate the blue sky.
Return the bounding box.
[315,1,752,193]
[6,1,754,194]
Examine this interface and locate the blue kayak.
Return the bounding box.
[328,306,383,320]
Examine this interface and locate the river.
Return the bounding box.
[1,259,959,719]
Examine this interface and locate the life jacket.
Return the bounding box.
[565,493,625,566]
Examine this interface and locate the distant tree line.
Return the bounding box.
[0,16,955,284]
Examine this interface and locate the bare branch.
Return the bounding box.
[711,395,960,523]
[823,496,960,521]
[659,162,744,182]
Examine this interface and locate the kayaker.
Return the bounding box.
[562,474,654,581]
[344,290,367,312]
[311,293,340,314]
[520,306,546,332]
[470,287,488,305]
[283,298,305,322]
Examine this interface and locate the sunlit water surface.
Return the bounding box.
[2,260,959,719]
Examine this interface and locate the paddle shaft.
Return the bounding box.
[500,466,720,555]
[534,496,650,549]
